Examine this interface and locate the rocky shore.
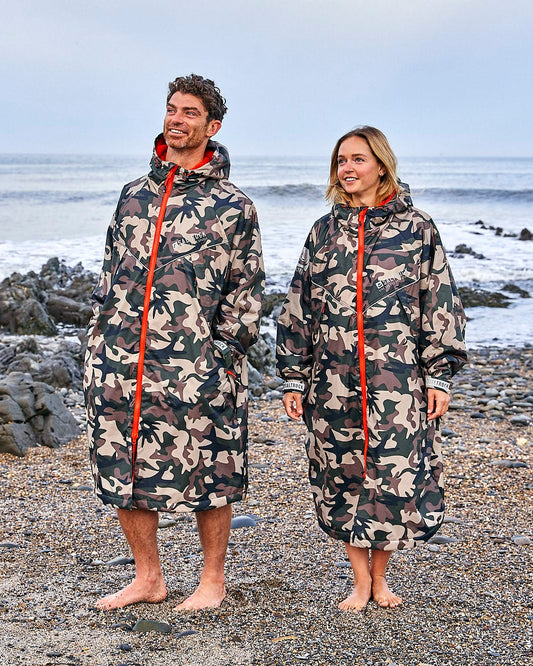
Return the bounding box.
[0,261,532,665]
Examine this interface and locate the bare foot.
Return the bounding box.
[174,581,227,611]
[371,574,402,608]
[338,579,372,611]
[96,577,167,610]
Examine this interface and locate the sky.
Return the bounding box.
[1,0,532,158]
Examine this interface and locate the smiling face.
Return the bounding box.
[163,91,221,168]
[336,135,383,207]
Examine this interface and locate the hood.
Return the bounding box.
[149,134,231,185]
[333,182,413,228]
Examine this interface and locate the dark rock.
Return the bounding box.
[0,373,80,456]
[490,459,528,469]
[175,630,199,638]
[510,415,531,426]
[248,333,275,374]
[231,515,257,529]
[45,294,92,327]
[502,284,530,298]
[132,619,172,634]
[458,287,511,308]
[7,353,81,390]
[453,244,485,260]
[428,535,458,545]
[104,556,135,566]
[0,258,97,335]
[263,292,286,317]
[518,228,532,241]
[0,280,57,334]
[442,427,460,438]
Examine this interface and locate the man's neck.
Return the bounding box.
[166,144,208,170]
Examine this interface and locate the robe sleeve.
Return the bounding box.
[213,202,265,357]
[87,204,119,334]
[276,236,315,392]
[418,221,467,382]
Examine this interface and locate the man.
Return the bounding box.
[84,74,264,611]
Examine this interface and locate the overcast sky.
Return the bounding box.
[2,0,532,157]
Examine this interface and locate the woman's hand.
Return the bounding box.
[283,391,304,421]
[427,388,450,421]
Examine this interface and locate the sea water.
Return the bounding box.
[0,153,532,348]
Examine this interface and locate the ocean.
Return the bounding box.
[0,153,532,348]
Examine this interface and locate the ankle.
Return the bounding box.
[199,571,225,586]
[134,570,164,586]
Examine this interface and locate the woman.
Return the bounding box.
[276,126,467,611]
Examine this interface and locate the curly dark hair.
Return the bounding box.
[167,74,227,122]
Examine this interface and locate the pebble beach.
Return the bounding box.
[0,346,531,666]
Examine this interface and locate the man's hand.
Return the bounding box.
[427,388,450,421]
[283,391,304,421]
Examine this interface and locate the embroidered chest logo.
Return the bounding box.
[376,267,409,291]
[172,231,208,251]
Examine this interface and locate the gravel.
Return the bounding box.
[0,347,531,665]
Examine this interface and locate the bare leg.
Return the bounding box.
[370,549,402,608]
[96,508,167,610]
[175,503,232,610]
[338,544,372,611]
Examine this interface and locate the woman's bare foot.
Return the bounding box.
[338,578,372,611]
[96,577,167,610]
[174,580,226,611]
[371,574,402,608]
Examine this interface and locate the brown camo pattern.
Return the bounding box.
[276,186,467,550]
[84,138,264,512]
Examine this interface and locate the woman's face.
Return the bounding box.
[337,136,382,207]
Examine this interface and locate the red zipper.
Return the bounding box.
[356,207,369,479]
[131,166,179,471]
[355,192,395,479]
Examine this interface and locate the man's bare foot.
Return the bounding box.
[338,579,372,611]
[96,577,167,610]
[174,581,227,611]
[371,574,402,608]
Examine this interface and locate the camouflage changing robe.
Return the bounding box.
[276,187,466,550]
[84,137,264,513]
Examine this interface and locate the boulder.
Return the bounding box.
[248,332,276,374]
[0,337,83,390]
[0,276,57,335]
[45,294,93,327]
[0,258,97,335]
[458,287,511,308]
[0,372,80,456]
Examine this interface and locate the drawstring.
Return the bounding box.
[356,207,369,479]
[131,166,179,473]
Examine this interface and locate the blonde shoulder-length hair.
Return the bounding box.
[326,126,401,205]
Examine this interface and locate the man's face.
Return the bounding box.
[163,91,220,157]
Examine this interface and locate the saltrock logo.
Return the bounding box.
[173,231,207,251]
[376,267,409,291]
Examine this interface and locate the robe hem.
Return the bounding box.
[316,514,444,551]
[95,488,246,513]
